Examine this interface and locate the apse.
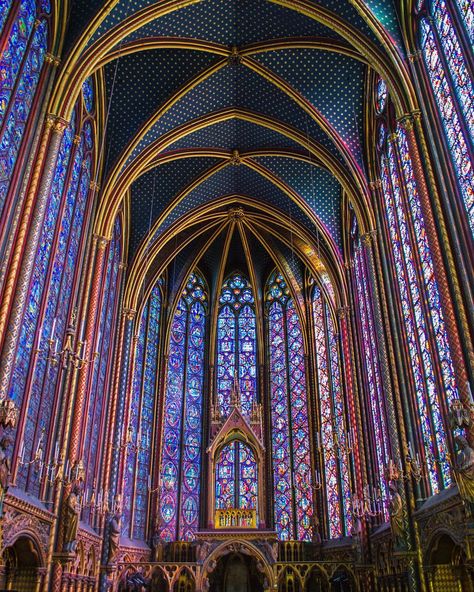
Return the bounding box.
[0,1,473,591]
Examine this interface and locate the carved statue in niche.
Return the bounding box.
[152,531,164,562]
[454,435,474,513]
[107,510,121,564]
[388,481,405,550]
[0,436,11,517]
[63,484,81,552]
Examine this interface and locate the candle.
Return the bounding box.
[79,318,85,341]
[51,317,57,339]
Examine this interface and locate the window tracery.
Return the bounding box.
[10,81,96,494]
[217,273,257,418]
[419,2,474,235]
[159,273,207,541]
[267,271,313,541]
[312,285,352,538]
[0,0,49,219]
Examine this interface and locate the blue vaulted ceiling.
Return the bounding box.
[64,0,405,270]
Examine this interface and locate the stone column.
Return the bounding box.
[0,115,68,398]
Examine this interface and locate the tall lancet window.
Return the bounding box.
[159,273,207,542]
[377,113,458,493]
[0,0,50,220]
[267,272,313,541]
[122,282,161,539]
[418,1,474,235]
[352,224,389,521]
[9,80,96,495]
[216,273,257,417]
[312,285,352,538]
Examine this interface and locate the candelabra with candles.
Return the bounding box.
[116,421,149,453]
[315,427,354,460]
[34,313,100,370]
[352,484,383,518]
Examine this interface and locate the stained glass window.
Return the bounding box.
[312,285,352,538]
[375,78,387,114]
[215,441,258,511]
[83,217,122,523]
[216,273,257,417]
[353,242,389,521]
[122,282,161,539]
[454,0,474,42]
[379,126,453,492]
[0,1,49,219]
[159,273,207,542]
[420,9,474,235]
[10,104,96,494]
[267,271,313,541]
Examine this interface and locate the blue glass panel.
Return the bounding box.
[11,121,74,487]
[0,17,47,216]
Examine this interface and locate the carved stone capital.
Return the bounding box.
[94,234,109,250]
[45,114,69,134]
[361,229,377,246]
[407,50,422,63]
[369,179,382,192]
[45,53,61,67]
[122,308,136,320]
[337,306,351,319]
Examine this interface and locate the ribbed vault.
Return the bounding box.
[52,0,418,303]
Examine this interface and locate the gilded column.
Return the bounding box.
[99,310,135,592]
[0,114,68,398]
[69,235,109,464]
[398,114,471,408]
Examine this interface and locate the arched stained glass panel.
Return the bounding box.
[420,16,474,235]
[180,299,205,540]
[216,305,235,417]
[10,118,74,486]
[454,0,474,43]
[269,299,293,541]
[216,273,257,417]
[325,302,352,535]
[267,272,313,541]
[353,244,389,519]
[0,12,48,217]
[215,441,257,511]
[380,137,450,492]
[159,273,207,541]
[312,286,341,538]
[216,442,236,510]
[83,220,121,523]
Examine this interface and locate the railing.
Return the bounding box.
[215,508,257,529]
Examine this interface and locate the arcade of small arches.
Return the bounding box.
[0,0,473,591]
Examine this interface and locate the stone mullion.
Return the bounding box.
[400,115,473,420]
[0,115,67,398]
[362,227,422,592]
